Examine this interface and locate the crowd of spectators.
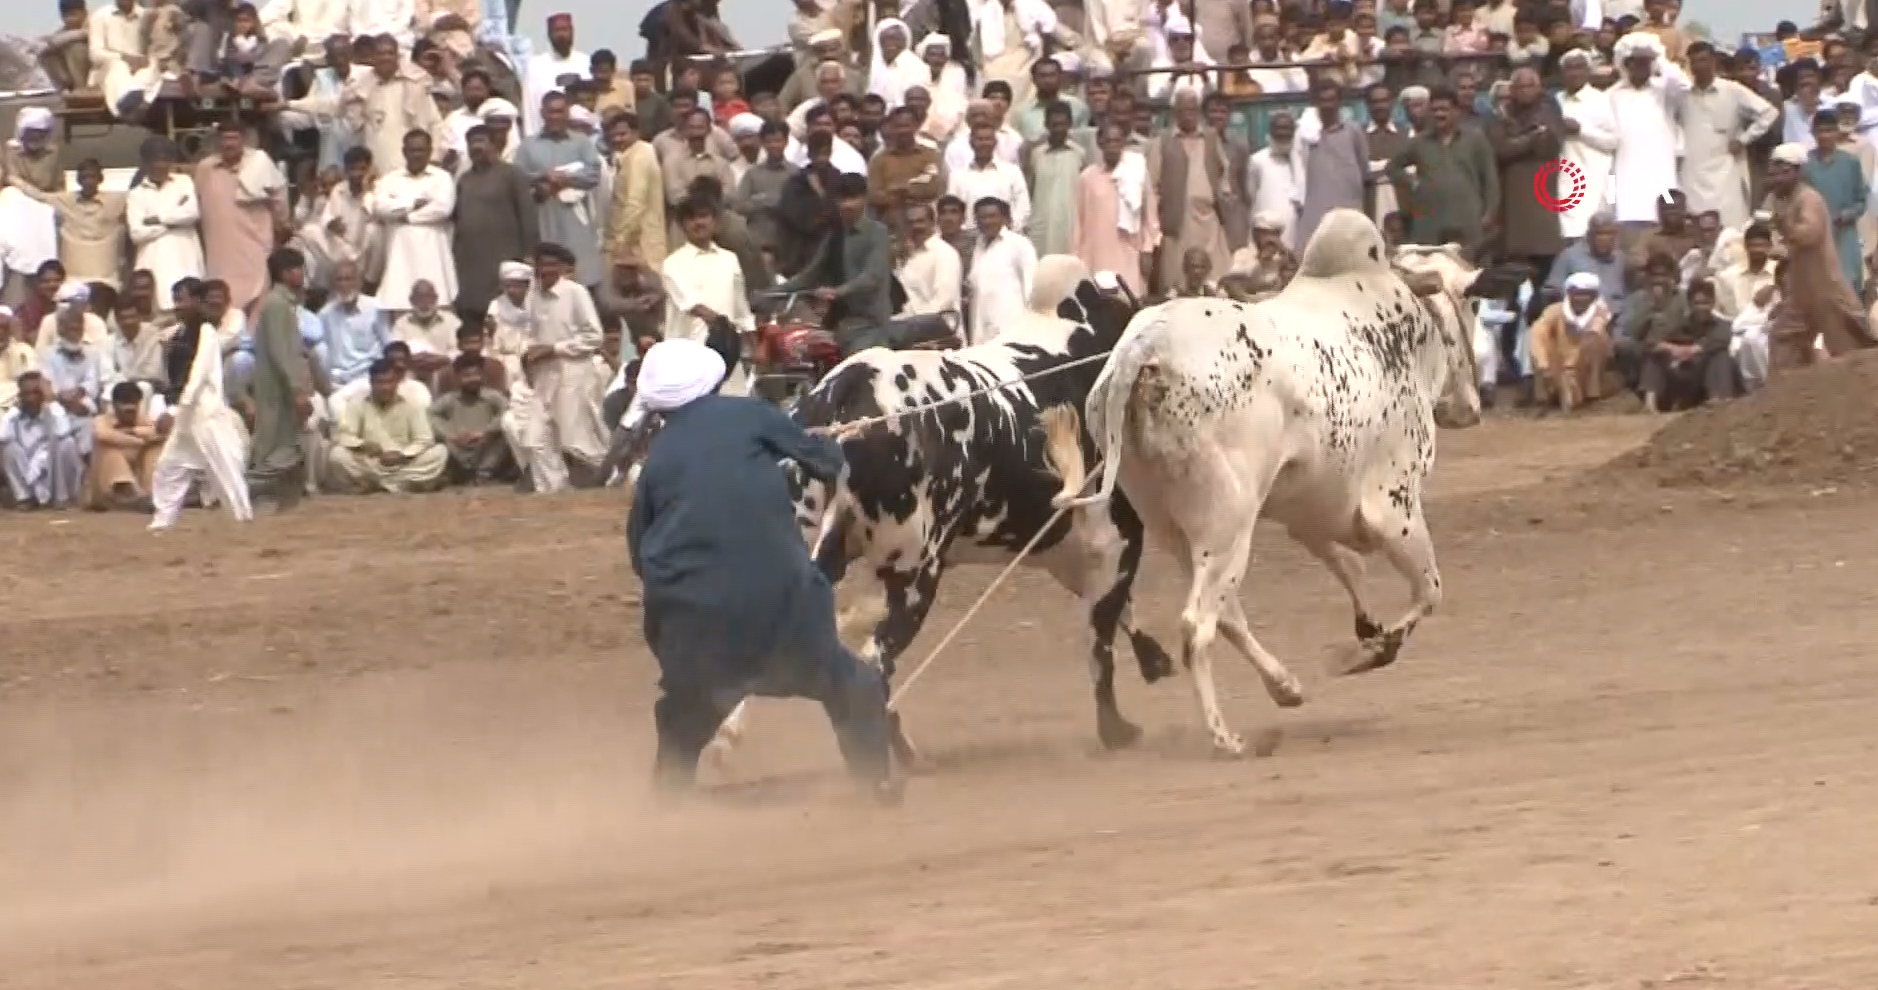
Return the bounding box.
[1,0,1874,515]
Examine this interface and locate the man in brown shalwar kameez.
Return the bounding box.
[1146,88,1232,296]
[1764,143,1878,371]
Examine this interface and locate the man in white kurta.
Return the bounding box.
[500,244,609,493]
[897,203,963,319]
[947,126,1031,232]
[88,0,152,116]
[372,130,457,310]
[348,0,416,49]
[125,149,206,301]
[344,35,445,178]
[1679,43,1778,231]
[1607,34,1688,243]
[1556,50,1620,242]
[660,201,754,394]
[259,0,350,50]
[148,307,252,529]
[966,198,1036,345]
[522,12,588,137]
[1243,112,1303,250]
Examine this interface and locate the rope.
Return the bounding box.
[886,460,1100,711]
[809,348,1114,440]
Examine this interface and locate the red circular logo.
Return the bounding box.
[1534,158,1586,214]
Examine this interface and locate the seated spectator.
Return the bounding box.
[1544,213,1628,325]
[436,320,509,395]
[1713,223,1777,322]
[1621,251,1683,393]
[1732,258,1781,393]
[39,292,110,456]
[87,381,164,510]
[327,357,449,493]
[0,307,36,412]
[1641,278,1736,413]
[391,279,462,385]
[1529,272,1613,412]
[328,340,433,420]
[1174,247,1220,298]
[427,351,511,484]
[319,259,391,389]
[36,281,111,354]
[218,3,292,99]
[1626,190,1700,283]
[1,371,84,509]
[39,0,92,92]
[109,295,168,398]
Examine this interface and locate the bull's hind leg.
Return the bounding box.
[1177,526,1302,756]
[1041,551,1143,751]
[1331,491,1444,677]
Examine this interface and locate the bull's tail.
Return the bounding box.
[1039,404,1090,503]
[1053,332,1151,510]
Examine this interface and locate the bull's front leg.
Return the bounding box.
[865,556,947,772]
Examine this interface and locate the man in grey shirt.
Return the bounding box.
[775,172,895,355]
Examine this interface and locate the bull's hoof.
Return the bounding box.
[1210,732,1248,759]
[1328,633,1404,676]
[1354,613,1383,642]
[1129,630,1177,683]
[1263,672,1305,708]
[1096,714,1144,751]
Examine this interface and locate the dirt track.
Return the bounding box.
[5,415,1878,990]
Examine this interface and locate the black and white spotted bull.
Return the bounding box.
[703,258,1174,768]
[1056,211,1521,756]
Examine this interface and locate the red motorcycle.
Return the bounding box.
[748,291,963,409]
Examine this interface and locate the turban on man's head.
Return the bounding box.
[1771,142,1809,166]
[56,282,91,305]
[499,260,534,282]
[636,338,727,413]
[1564,271,1601,293]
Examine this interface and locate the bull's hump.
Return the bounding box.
[1294,209,1392,281]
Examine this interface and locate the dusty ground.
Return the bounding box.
[4,413,1878,990]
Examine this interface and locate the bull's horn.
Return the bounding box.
[1039,404,1088,505]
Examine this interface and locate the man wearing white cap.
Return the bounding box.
[0,108,64,308]
[1763,141,1878,368]
[1555,49,1619,242]
[1607,32,1688,246]
[726,112,765,188]
[780,28,851,111]
[1528,270,1613,411]
[625,335,898,802]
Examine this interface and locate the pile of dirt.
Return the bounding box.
[1598,351,1878,489]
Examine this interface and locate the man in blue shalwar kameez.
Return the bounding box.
[626,337,900,802]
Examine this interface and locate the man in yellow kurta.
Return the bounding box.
[22,159,128,289]
[607,111,668,271]
[86,380,163,509]
[327,357,449,493]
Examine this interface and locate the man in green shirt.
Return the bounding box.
[1387,86,1500,254]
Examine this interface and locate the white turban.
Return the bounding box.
[636,338,727,413]
[1400,85,1430,103]
[1252,211,1286,231]
[1564,271,1601,293]
[916,33,951,54]
[478,98,519,120]
[1613,32,1663,63]
[728,112,765,137]
[56,282,91,304]
[1084,50,1115,77]
[809,27,844,47]
[1771,142,1808,166]
[499,260,534,282]
[1093,270,1121,291]
[1052,51,1081,75]
[16,106,53,132]
[1558,48,1593,68]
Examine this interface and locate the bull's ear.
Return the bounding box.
[1401,270,1446,297]
[1058,279,1098,324]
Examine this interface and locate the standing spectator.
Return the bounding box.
[524,13,590,137]
[966,196,1037,345]
[518,92,606,289]
[1363,84,1410,228]
[1245,112,1302,250]
[591,49,634,114]
[660,198,754,349]
[1488,67,1565,280]
[660,108,737,247]
[0,108,66,308]
[974,0,1063,108]
[1202,93,1250,253]
[1556,50,1620,244]
[127,142,206,304]
[1013,56,1089,142]
[454,126,541,324]
[897,202,963,320]
[149,266,251,528]
[734,120,798,254]
[195,121,287,314]
[1762,144,1877,368]
[1680,42,1778,231]
[1608,35,1687,251]
[442,69,505,173]
[949,126,1031,233]
[305,148,385,292]
[1389,86,1498,252]
[609,111,669,274]
[1147,88,1231,292]
[347,34,446,181]
[1802,110,1868,297]
[26,159,128,291]
[1295,77,1370,249]
[504,242,609,492]
[868,107,947,231]
[375,131,460,313]
[1026,102,1086,256]
[0,372,84,510]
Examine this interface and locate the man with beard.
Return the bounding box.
[1487,67,1566,300]
[1762,142,1878,371]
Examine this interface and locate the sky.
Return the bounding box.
[0,1,1824,57]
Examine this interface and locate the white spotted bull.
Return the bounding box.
[703,259,1174,769]
[1057,211,1519,755]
